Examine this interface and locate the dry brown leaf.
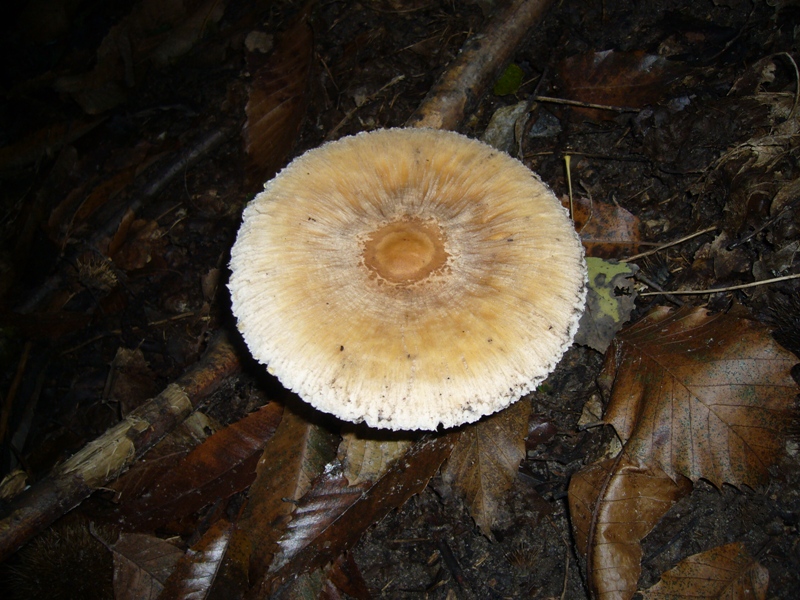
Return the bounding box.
[442,399,530,537]
[244,7,313,188]
[338,427,415,486]
[568,451,692,600]
[557,50,690,121]
[209,408,338,595]
[566,196,641,259]
[111,532,184,600]
[640,542,768,600]
[600,306,798,487]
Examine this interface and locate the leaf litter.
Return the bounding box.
[1,0,799,599]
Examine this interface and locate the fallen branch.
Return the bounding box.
[0,331,241,561]
[406,0,556,130]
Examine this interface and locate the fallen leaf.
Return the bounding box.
[441,399,530,537]
[259,432,459,595]
[601,306,798,487]
[338,426,415,486]
[105,348,160,415]
[566,195,641,258]
[111,532,184,600]
[572,306,797,599]
[568,451,692,600]
[327,552,371,600]
[575,257,638,353]
[109,218,166,272]
[117,402,284,530]
[159,519,233,600]
[269,462,371,575]
[557,50,689,121]
[108,411,220,503]
[209,408,338,595]
[244,7,313,188]
[640,542,768,600]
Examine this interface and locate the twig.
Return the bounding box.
[534,95,640,113]
[639,273,800,296]
[406,0,557,130]
[622,226,718,262]
[634,273,684,306]
[0,331,241,562]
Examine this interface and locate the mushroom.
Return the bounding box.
[229,128,586,430]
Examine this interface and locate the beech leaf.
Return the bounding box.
[158,519,233,600]
[441,398,530,537]
[568,451,692,600]
[641,542,768,600]
[260,432,459,595]
[117,402,284,529]
[208,407,338,597]
[601,306,799,487]
[112,532,184,600]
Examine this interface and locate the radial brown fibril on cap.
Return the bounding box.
[228,128,586,430]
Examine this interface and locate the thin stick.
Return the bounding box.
[639,273,800,296]
[565,155,574,221]
[622,226,718,262]
[534,95,639,113]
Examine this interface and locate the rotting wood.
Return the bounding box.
[0,330,241,562]
[406,0,556,130]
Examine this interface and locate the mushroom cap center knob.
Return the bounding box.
[363,218,448,284]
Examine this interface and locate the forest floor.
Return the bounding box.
[1,0,799,598]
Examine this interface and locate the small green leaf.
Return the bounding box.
[493,63,524,96]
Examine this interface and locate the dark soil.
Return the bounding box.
[1,0,798,598]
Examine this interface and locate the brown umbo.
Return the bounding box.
[229,128,586,430]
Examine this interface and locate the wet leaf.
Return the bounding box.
[575,258,638,353]
[117,402,284,530]
[568,451,692,600]
[557,50,689,120]
[260,432,459,594]
[566,195,641,259]
[159,519,233,600]
[441,399,530,537]
[601,306,798,487]
[244,7,313,188]
[641,542,768,600]
[209,408,338,595]
[270,462,370,574]
[111,532,184,600]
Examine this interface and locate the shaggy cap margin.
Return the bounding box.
[229,128,587,430]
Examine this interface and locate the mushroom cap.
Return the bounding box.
[229,128,586,430]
